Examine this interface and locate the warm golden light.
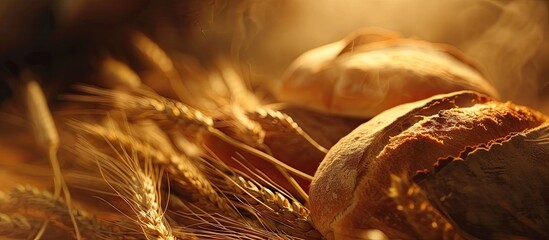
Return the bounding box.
[0,1,547,239]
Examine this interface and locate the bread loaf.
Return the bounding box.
[278,29,499,118]
[308,91,548,239]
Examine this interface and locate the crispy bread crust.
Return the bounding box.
[308,91,547,238]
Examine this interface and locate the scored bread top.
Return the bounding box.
[308,91,547,239]
[278,29,499,118]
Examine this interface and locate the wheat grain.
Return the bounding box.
[162,148,317,238]
[52,69,313,239]
[68,84,311,203]
[134,172,175,240]
[0,212,37,239]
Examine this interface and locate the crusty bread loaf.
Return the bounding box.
[308,91,548,239]
[277,29,499,118]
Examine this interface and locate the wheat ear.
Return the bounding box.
[67,85,214,131]
[246,108,329,154]
[209,61,314,202]
[75,138,176,240]
[231,176,322,239]
[168,162,320,239]
[198,156,322,239]
[68,86,312,199]
[211,59,268,150]
[214,57,261,111]
[217,105,267,150]
[167,194,288,240]
[21,73,81,240]
[130,32,175,78]
[98,56,142,90]
[130,31,195,104]
[1,185,137,239]
[71,118,238,217]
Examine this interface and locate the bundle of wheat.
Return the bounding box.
[1,1,548,240]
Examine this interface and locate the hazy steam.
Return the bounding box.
[464,1,548,108]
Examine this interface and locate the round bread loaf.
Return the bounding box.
[308,91,548,239]
[277,29,499,118]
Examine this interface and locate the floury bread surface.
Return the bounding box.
[308,91,548,239]
[278,29,499,118]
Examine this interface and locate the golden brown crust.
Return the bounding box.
[278,29,499,118]
[308,91,548,238]
[309,91,488,237]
